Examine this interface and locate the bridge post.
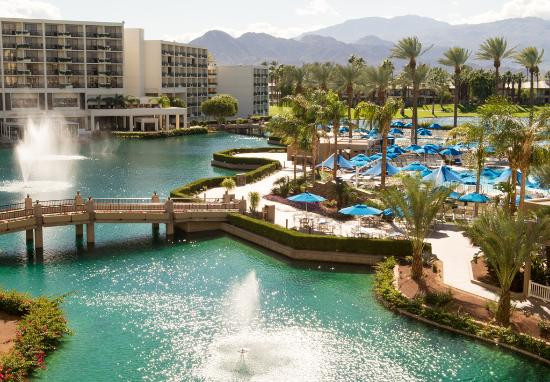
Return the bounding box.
[74,192,84,237]
[85,197,95,245]
[33,201,43,252]
[24,194,33,242]
[151,192,160,232]
[239,197,247,214]
[164,198,174,237]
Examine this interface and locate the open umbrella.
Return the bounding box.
[418,128,433,137]
[423,165,463,186]
[316,154,355,170]
[405,122,413,128]
[402,162,428,172]
[389,128,404,135]
[288,192,326,215]
[429,123,442,129]
[459,192,490,203]
[404,144,421,152]
[415,146,439,155]
[387,145,407,154]
[363,161,401,176]
[339,204,382,216]
[439,148,462,156]
[391,121,405,127]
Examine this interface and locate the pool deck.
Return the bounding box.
[202,152,550,311]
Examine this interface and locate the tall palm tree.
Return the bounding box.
[403,64,431,144]
[333,60,365,138]
[394,71,411,116]
[381,175,451,281]
[515,47,545,119]
[290,66,307,94]
[306,62,334,91]
[476,37,515,95]
[464,208,549,326]
[439,46,470,127]
[362,64,393,105]
[357,99,402,188]
[392,37,432,144]
[318,90,347,179]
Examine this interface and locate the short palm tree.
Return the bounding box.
[403,63,431,143]
[306,62,334,91]
[392,37,431,144]
[290,66,307,94]
[357,98,402,188]
[515,72,526,103]
[362,64,393,105]
[439,47,470,127]
[381,175,451,281]
[464,208,549,326]
[426,67,450,115]
[515,47,545,118]
[333,61,364,137]
[317,91,347,179]
[476,37,515,95]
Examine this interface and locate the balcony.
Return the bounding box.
[57,57,73,63]
[57,70,73,75]
[97,58,111,63]
[97,32,111,38]
[16,57,32,63]
[14,30,30,36]
[97,45,111,51]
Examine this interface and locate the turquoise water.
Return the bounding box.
[0,134,548,381]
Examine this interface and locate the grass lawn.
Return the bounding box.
[270,103,547,119]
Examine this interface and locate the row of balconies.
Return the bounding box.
[2,43,43,49]
[161,51,207,58]
[162,73,208,78]
[254,92,268,96]
[1,29,122,38]
[2,30,41,36]
[161,62,208,68]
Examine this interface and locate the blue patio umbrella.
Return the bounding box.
[421,169,432,177]
[363,161,401,176]
[402,162,428,172]
[460,176,477,185]
[387,145,407,154]
[404,144,422,152]
[339,204,382,216]
[423,165,463,186]
[448,191,462,200]
[484,146,496,154]
[482,168,500,178]
[439,147,462,156]
[339,127,349,134]
[316,154,355,170]
[368,129,380,138]
[515,195,533,205]
[415,146,439,155]
[429,123,442,129]
[351,154,370,161]
[459,192,490,203]
[424,143,441,150]
[391,121,405,127]
[418,129,433,137]
[288,192,326,214]
[389,128,404,135]
[405,122,413,128]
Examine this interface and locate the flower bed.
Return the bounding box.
[374,257,550,363]
[111,127,208,139]
[0,290,70,381]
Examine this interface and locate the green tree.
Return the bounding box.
[248,191,260,214]
[356,98,402,188]
[403,63,431,143]
[289,66,307,94]
[333,59,365,137]
[464,208,549,326]
[362,64,393,105]
[392,37,431,144]
[381,175,451,281]
[515,72,526,103]
[476,37,515,95]
[201,94,238,125]
[221,177,236,193]
[169,96,186,108]
[318,91,347,179]
[426,67,451,116]
[466,69,496,103]
[439,46,470,127]
[306,62,334,91]
[515,47,545,119]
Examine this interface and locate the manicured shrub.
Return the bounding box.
[221,178,236,192]
[539,320,550,339]
[248,192,260,213]
[227,213,415,257]
[424,290,453,308]
[0,290,70,381]
[111,127,208,139]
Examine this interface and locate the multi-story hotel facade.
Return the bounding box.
[216,65,269,118]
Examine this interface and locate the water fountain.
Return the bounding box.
[201,271,325,381]
[0,116,86,195]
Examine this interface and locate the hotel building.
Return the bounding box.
[216,65,269,118]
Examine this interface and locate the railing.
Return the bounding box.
[0,209,33,221]
[528,281,550,303]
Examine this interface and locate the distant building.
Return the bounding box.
[216,65,269,118]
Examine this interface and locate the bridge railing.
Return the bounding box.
[94,201,165,212]
[40,204,87,215]
[0,209,33,221]
[0,202,26,212]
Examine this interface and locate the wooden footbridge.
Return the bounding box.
[0,192,244,251]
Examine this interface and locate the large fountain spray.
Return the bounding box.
[0,116,86,195]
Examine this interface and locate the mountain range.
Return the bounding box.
[190,15,550,69]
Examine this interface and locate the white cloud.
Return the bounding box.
[162,22,325,43]
[0,0,61,19]
[462,0,550,24]
[296,0,338,16]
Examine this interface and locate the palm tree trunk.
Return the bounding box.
[496,288,511,326]
[311,134,318,182]
[431,97,435,116]
[517,80,523,104]
[453,72,459,128]
[302,156,307,179]
[510,168,518,214]
[411,242,423,281]
[519,166,527,210]
[347,87,353,139]
[494,64,500,95]
[474,147,483,217]
[333,123,339,180]
[412,83,419,145]
[529,71,535,121]
[381,134,387,189]
[401,86,407,115]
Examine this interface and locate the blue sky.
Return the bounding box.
[2,0,550,41]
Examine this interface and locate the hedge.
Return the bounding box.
[0,290,71,381]
[111,127,208,139]
[374,257,550,362]
[227,213,416,257]
[170,147,282,199]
